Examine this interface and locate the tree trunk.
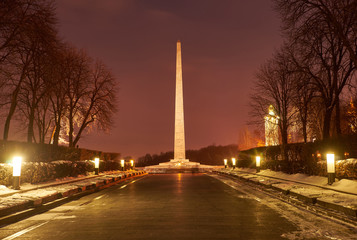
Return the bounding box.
[335,97,341,136]
[302,120,307,143]
[53,122,61,146]
[323,107,333,139]
[27,106,35,143]
[3,78,24,140]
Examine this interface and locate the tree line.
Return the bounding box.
[0,0,117,147]
[136,144,238,167]
[250,0,357,145]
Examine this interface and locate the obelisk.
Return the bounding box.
[172,40,189,163]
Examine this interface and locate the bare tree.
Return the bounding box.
[49,44,78,146]
[250,46,297,145]
[275,0,357,68]
[285,45,316,142]
[1,0,57,141]
[275,0,356,139]
[68,60,117,147]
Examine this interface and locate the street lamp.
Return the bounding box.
[12,156,22,190]
[224,159,227,168]
[94,157,100,175]
[130,159,134,170]
[121,159,125,171]
[326,153,335,185]
[256,156,261,173]
[232,158,236,170]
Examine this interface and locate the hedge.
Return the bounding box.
[237,135,357,179]
[0,160,122,186]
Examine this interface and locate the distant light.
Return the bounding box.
[224,159,227,165]
[178,163,181,166]
[13,156,22,177]
[326,154,335,173]
[94,157,100,169]
[130,160,134,167]
[232,158,236,166]
[256,156,261,167]
[121,159,125,167]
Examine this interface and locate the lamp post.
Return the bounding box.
[130,159,134,170]
[232,158,236,170]
[13,156,22,190]
[94,157,100,175]
[121,159,125,171]
[224,159,227,168]
[256,156,261,173]
[326,153,335,185]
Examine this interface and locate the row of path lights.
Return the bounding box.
[224,152,337,185]
[93,158,135,175]
[11,156,137,190]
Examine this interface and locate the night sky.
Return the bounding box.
[55,0,282,158]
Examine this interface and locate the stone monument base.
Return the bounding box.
[144,160,220,174]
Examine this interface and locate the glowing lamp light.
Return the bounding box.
[178,163,181,166]
[94,157,100,169]
[256,156,261,168]
[121,159,125,167]
[224,159,227,168]
[232,158,236,169]
[326,153,336,185]
[13,156,22,177]
[130,160,134,167]
[326,154,335,173]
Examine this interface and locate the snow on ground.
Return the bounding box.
[234,168,357,195]
[213,173,357,240]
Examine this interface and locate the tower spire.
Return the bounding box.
[172,40,188,162]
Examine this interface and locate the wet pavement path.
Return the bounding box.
[0,174,297,240]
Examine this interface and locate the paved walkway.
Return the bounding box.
[0,174,297,240]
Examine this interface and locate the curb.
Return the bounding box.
[0,171,147,226]
[214,170,357,218]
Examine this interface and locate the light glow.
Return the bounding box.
[130,160,134,166]
[256,156,261,167]
[327,154,335,173]
[94,157,99,168]
[13,156,22,177]
[224,159,227,165]
[232,158,236,166]
[121,159,125,167]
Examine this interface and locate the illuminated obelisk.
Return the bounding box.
[171,40,189,164]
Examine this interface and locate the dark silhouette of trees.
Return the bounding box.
[250,46,297,145]
[274,0,356,139]
[1,0,57,141]
[249,0,357,145]
[136,145,238,167]
[0,0,118,147]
